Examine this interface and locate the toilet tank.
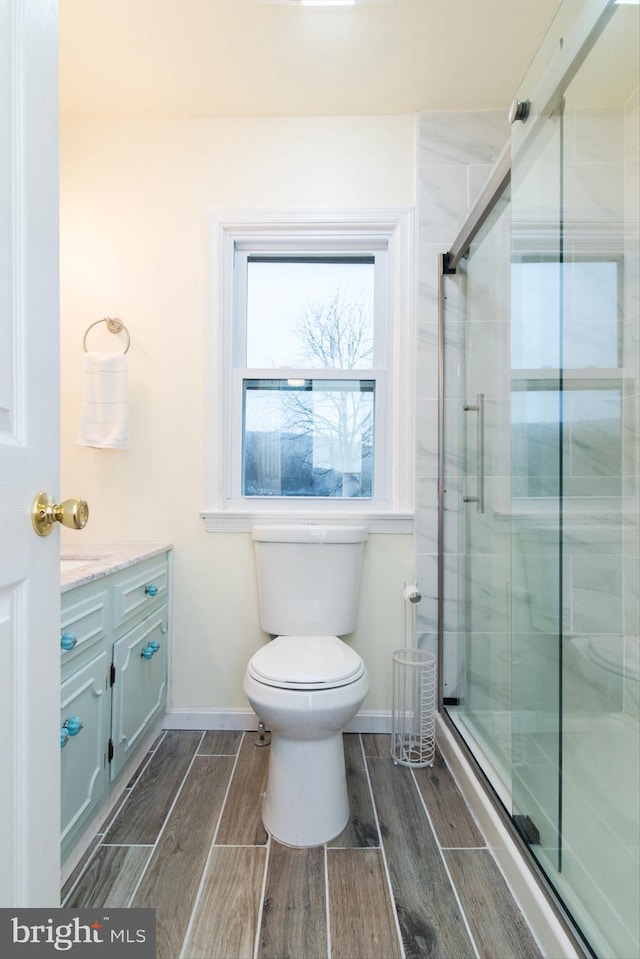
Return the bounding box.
[251,525,368,636]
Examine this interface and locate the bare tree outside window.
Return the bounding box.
[293,288,374,369]
[284,289,374,496]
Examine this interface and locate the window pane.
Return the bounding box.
[246,258,375,369]
[242,378,374,498]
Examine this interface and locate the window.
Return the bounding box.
[203,210,414,531]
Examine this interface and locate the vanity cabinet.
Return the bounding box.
[60,550,170,861]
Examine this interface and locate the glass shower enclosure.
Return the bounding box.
[439,1,639,955]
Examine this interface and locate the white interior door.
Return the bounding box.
[0,0,60,906]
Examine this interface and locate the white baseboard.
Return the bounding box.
[436,714,583,959]
[163,708,258,730]
[163,708,392,734]
[346,710,391,733]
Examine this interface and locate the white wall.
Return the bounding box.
[60,115,416,722]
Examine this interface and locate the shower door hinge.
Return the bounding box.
[513,814,541,846]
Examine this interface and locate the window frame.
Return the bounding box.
[201,209,415,533]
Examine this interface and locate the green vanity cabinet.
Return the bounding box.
[108,554,169,780]
[60,549,170,863]
[60,650,110,860]
[110,606,168,780]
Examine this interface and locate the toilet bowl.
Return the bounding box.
[243,525,369,847]
[244,636,369,846]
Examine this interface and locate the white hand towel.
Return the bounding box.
[77,351,129,449]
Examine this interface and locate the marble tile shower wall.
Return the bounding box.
[415,111,508,662]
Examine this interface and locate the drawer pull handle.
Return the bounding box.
[145,584,158,597]
[60,632,78,651]
[63,716,85,736]
[60,729,70,748]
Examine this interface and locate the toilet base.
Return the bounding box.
[263,731,349,847]
[243,667,369,846]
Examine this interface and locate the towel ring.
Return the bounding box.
[83,317,131,354]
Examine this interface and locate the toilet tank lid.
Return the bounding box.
[251,525,368,544]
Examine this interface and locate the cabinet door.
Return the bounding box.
[60,650,110,859]
[110,607,167,781]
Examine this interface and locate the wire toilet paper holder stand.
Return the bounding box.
[391,583,436,768]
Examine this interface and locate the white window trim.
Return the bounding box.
[201,208,416,533]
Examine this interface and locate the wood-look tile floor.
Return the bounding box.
[62,730,543,959]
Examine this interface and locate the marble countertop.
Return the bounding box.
[61,542,172,593]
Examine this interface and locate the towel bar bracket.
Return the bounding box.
[83,316,131,354]
[105,317,124,334]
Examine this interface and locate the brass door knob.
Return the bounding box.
[32,492,89,537]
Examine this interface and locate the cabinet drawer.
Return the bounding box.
[61,582,109,671]
[112,557,168,634]
[60,650,110,859]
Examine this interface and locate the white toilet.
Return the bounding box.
[243,524,369,847]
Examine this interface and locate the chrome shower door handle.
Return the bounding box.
[463,393,485,514]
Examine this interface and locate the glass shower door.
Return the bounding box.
[454,190,516,802]
[509,99,564,872]
[441,2,639,954]
[530,4,639,954]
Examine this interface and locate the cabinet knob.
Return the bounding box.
[141,646,154,660]
[63,716,84,736]
[149,641,160,652]
[60,632,78,651]
[145,584,158,597]
[60,729,70,748]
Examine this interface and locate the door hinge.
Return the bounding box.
[110,662,116,687]
[108,738,114,764]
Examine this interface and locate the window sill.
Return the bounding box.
[199,509,414,534]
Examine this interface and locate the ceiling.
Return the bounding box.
[59,0,563,119]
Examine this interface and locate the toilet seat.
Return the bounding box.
[248,635,365,690]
